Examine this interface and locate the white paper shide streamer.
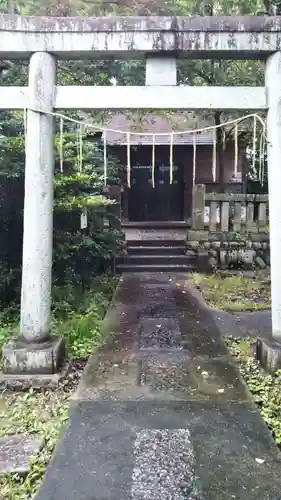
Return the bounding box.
[79,123,83,172]
[21,106,266,192]
[252,115,257,177]
[103,130,107,186]
[80,209,88,229]
[59,116,64,173]
[23,108,27,156]
[193,133,197,186]
[234,122,238,178]
[212,128,217,183]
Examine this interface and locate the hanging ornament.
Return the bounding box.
[59,116,64,173]
[170,131,174,184]
[192,133,197,187]
[103,129,107,186]
[222,127,226,151]
[151,134,155,188]
[212,128,217,183]
[126,132,131,188]
[23,108,27,136]
[76,123,83,172]
[23,108,27,157]
[79,123,83,172]
[262,123,267,188]
[252,115,257,176]
[76,124,81,172]
[80,209,88,229]
[259,129,263,183]
[261,135,266,187]
[234,122,238,178]
[76,125,79,170]
[259,125,266,187]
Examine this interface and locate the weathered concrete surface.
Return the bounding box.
[0,15,281,58]
[0,435,42,475]
[0,362,69,391]
[0,85,266,111]
[2,15,281,32]
[145,56,177,86]
[256,337,281,373]
[2,336,65,375]
[211,308,272,339]
[1,52,65,382]
[266,51,281,342]
[20,52,56,343]
[36,274,281,500]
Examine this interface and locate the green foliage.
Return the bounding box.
[190,272,271,312]
[53,274,117,358]
[0,390,69,500]
[0,107,123,305]
[0,274,118,499]
[226,337,281,445]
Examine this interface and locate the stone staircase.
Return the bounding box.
[116,238,197,273]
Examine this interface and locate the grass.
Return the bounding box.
[0,274,118,500]
[226,336,281,446]
[190,272,271,312]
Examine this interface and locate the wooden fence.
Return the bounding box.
[192,184,268,233]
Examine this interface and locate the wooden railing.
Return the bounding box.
[192,184,268,232]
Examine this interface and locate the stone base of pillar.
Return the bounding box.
[1,336,67,390]
[255,337,281,373]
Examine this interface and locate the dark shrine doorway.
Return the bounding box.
[127,146,184,222]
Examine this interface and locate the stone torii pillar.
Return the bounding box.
[2,52,65,386]
[256,51,281,372]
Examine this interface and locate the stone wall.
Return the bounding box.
[186,231,270,270]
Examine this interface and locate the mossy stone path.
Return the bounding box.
[36,273,281,500]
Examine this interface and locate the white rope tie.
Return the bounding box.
[192,133,196,187]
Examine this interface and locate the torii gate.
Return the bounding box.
[1,15,281,382]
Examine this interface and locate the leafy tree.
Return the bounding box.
[0,103,123,304]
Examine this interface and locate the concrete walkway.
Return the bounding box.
[37,273,281,500]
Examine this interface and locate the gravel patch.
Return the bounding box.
[131,429,203,500]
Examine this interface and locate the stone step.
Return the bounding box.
[116,263,195,273]
[117,254,194,267]
[127,239,186,247]
[126,245,186,255]
[122,221,189,229]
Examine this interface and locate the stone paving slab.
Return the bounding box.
[0,434,42,475]
[75,349,249,403]
[139,317,182,350]
[36,401,281,500]
[139,354,250,402]
[140,301,181,319]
